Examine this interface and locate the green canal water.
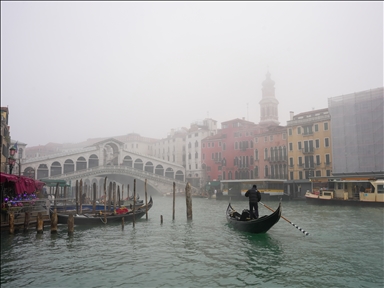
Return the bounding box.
[1,196,383,288]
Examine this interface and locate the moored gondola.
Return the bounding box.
[54,196,153,225]
[226,201,281,233]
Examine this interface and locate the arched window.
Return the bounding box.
[264,165,269,177]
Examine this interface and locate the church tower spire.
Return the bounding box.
[259,71,279,126]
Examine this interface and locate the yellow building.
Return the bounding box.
[287,108,332,182]
[1,107,11,173]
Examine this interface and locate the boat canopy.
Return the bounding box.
[39,179,70,187]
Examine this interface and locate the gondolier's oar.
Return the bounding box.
[260,202,310,236]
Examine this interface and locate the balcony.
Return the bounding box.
[303,165,315,170]
[301,148,315,154]
[268,156,288,163]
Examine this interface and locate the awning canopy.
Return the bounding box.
[0,172,46,195]
[39,179,70,187]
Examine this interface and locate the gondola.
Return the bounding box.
[54,196,153,225]
[226,201,281,233]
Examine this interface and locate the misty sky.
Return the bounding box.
[1,2,383,147]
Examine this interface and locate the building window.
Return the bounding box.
[299,171,303,179]
[298,156,303,166]
[316,170,321,177]
[315,124,318,132]
[289,128,292,136]
[298,141,302,150]
[289,157,294,167]
[282,133,287,140]
[325,154,330,164]
[264,165,269,177]
[297,127,301,134]
[255,149,259,161]
[316,155,321,165]
[264,148,268,159]
[254,166,259,177]
[324,122,329,131]
[325,138,329,147]
[289,143,293,151]
[315,139,320,148]
[290,171,294,180]
[326,170,331,176]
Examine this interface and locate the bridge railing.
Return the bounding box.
[44,164,193,190]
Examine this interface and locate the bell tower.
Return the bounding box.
[259,71,279,126]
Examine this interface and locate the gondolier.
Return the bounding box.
[245,185,261,219]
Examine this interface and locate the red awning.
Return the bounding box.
[0,172,45,195]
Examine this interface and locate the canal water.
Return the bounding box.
[1,196,383,288]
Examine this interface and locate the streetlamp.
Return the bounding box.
[8,146,21,177]
[8,146,16,174]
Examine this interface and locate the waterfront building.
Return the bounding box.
[185,119,218,188]
[328,87,384,177]
[254,125,287,180]
[286,108,332,197]
[0,107,11,173]
[202,118,258,182]
[114,133,158,156]
[153,127,188,167]
[256,71,287,180]
[201,72,288,188]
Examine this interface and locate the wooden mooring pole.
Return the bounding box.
[36,212,44,234]
[104,177,107,224]
[133,179,136,228]
[68,214,74,235]
[145,179,148,220]
[113,182,116,214]
[24,211,30,232]
[76,180,79,214]
[93,183,96,213]
[9,211,14,234]
[173,182,176,220]
[79,179,83,214]
[51,183,59,234]
[186,182,192,220]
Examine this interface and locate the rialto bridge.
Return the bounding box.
[21,138,195,197]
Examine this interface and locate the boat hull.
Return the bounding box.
[305,196,384,207]
[55,197,153,225]
[226,202,281,233]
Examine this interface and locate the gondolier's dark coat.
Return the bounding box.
[245,187,261,203]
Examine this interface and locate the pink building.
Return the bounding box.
[201,71,287,184]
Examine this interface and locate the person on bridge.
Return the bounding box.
[245,185,261,219]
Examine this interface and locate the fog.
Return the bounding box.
[1,2,383,147]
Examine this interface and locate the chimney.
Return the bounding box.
[290,111,294,120]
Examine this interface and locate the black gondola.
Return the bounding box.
[54,197,153,225]
[226,201,281,233]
